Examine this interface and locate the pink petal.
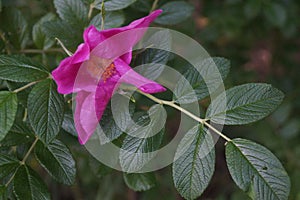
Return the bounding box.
[52,43,90,94]
[74,81,119,145]
[74,91,92,144]
[84,10,162,62]
[114,58,166,94]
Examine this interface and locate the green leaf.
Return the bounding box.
[155,1,194,25]
[97,94,135,144]
[119,105,166,172]
[6,81,31,106]
[133,30,171,80]
[42,20,82,50]
[174,57,230,104]
[98,103,124,144]
[35,139,76,185]
[94,0,137,11]
[0,122,34,147]
[206,83,284,125]
[130,0,152,13]
[90,11,125,29]
[0,8,29,49]
[123,173,156,191]
[173,124,215,200]
[0,154,19,179]
[0,91,18,141]
[54,0,88,27]
[0,55,49,82]
[62,113,77,137]
[32,13,56,50]
[28,79,64,143]
[226,138,290,200]
[13,165,50,200]
[89,156,112,178]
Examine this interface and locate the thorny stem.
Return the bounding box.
[5,137,39,187]
[137,90,231,142]
[150,0,159,13]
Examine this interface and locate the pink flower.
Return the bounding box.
[52,10,166,144]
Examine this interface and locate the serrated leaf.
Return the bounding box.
[0,122,34,147]
[119,105,166,173]
[94,0,137,11]
[133,30,171,80]
[42,20,82,50]
[32,13,56,50]
[97,103,124,144]
[124,173,156,191]
[226,138,290,200]
[0,55,49,82]
[28,79,64,143]
[35,139,76,185]
[174,57,230,104]
[62,113,77,137]
[173,124,215,200]
[96,94,135,144]
[0,154,19,179]
[155,1,194,25]
[6,81,31,106]
[0,91,18,141]
[54,0,88,27]
[0,8,29,49]
[13,165,50,200]
[206,83,284,125]
[90,11,125,29]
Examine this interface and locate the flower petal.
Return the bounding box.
[52,43,90,94]
[114,59,166,94]
[74,81,119,145]
[74,91,93,144]
[84,10,162,63]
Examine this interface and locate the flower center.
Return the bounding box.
[85,55,116,82]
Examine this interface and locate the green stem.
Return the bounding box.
[13,81,39,93]
[150,0,159,13]
[20,137,39,165]
[88,3,94,20]
[137,90,231,142]
[20,48,64,54]
[100,0,105,30]
[0,31,12,55]
[55,38,73,56]
[5,137,39,187]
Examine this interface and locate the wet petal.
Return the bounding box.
[114,59,166,94]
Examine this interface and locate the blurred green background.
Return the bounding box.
[1,0,299,199]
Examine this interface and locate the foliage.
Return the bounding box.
[0,0,298,199]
